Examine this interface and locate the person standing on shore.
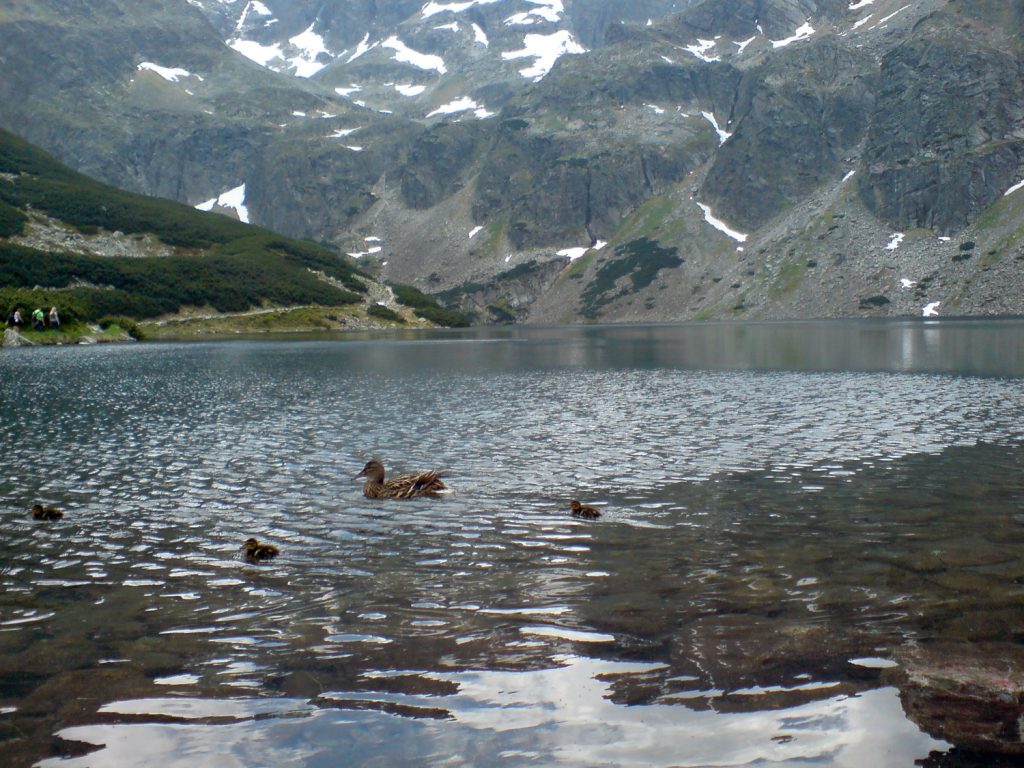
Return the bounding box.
[32,307,45,331]
[49,306,60,331]
[7,307,24,329]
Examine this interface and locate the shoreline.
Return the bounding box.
[2,324,134,348]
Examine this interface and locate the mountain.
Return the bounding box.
[1,0,1023,323]
[0,126,464,334]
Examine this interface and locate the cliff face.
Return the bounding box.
[2,0,1024,323]
[860,9,1024,233]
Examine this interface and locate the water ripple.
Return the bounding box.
[1,325,1023,765]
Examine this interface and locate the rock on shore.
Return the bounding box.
[887,642,1024,755]
[2,328,33,347]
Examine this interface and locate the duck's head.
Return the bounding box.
[569,500,582,513]
[355,460,385,483]
[31,504,44,515]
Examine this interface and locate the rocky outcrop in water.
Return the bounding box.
[888,642,1024,756]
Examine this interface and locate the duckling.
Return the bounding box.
[569,499,601,519]
[243,537,279,563]
[355,460,448,499]
[30,503,63,521]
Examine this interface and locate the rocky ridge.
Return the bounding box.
[0,0,1022,322]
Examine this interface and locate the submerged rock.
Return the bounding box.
[887,642,1024,755]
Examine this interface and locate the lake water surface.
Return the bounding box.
[2,320,1024,767]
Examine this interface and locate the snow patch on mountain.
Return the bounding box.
[196,184,249,223]
[557,246,589,261]
[395,84,428,97]
[383,37,447,74]
[137,63,202,82]
[230,38,284,67]
[422,0,502,19]
[885,233,904,250]
[288,23,331,77]
[701,112,731,145]
[472,23,490,47]
[734,35,756,54]
[682,39,719,63]
[347,245,382,258]
[236,0,272,32]
[525,0,564,23]
[697,202,747,242]
[868,5,912,30]
[346,34,378,64]
[227,19,334,78]
[427,97,494,118]
[502,30,585,81]
[772,21,815,48]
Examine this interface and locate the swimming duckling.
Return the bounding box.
[243,537,279,563]
[355,460,448,499]
[569,500,601,519]
[30,503,63,521]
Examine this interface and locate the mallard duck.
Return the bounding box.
[30,503,63,521]
[355,459,448,499]
[243,537,279,563]
[570,499,601,519]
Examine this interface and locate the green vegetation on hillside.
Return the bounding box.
[367,304,405,323]
[0,198,26,237]
[390,283,473,327]
[0,127,369,323]
[580,237,682,319]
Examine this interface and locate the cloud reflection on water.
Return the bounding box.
[46,658,944,767]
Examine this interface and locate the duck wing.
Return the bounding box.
[383,470,448,499]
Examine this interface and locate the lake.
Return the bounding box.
[2,319,1024,767]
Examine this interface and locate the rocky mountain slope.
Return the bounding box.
[1,0,1022,323]
[0,126,451,332]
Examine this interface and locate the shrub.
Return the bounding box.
[859,295,891,308]
[0,198,26,237]
[580,237,682,318]
[390,283,473,327]
[413,305,473,327]
[98,315,144,339]
[367,304,404,323]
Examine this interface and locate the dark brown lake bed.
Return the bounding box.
[2,320,1023,766]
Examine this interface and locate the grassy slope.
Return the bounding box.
[0,127,370,325]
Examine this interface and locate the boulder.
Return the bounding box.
[2,328,33,347]
[887,642,1024,755]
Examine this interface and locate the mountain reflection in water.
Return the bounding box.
[1,321,1023,767]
